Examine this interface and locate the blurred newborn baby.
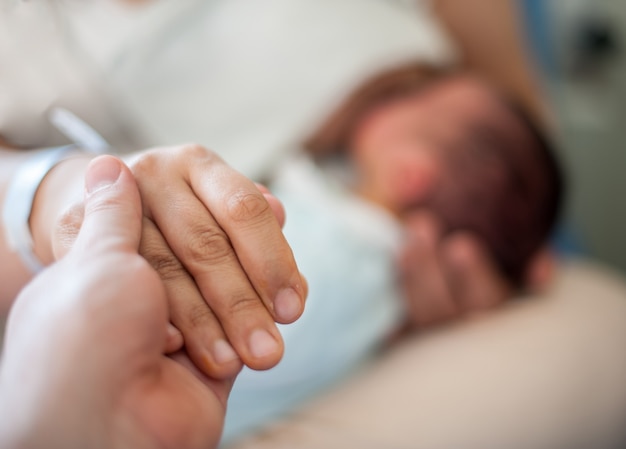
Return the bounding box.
[222,71,564,443]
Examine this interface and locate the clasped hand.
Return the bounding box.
[52,144,307,380]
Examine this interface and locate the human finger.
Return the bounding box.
[255,183,286,228]
[524,246,557,293]
[441,231,512,314]
[131,146,301,370]
[74,156,142,255]
[140,218,245,377]
[165,323,185,354]
[142,182,285,371]
[398,212,459,327]
[187,151,306,324]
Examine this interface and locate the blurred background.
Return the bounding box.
[525,0,626,274]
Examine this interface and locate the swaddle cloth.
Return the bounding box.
[222,155,406,443]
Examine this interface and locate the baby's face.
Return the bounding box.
[349,75,524,216]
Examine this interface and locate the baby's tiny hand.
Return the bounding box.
[398,211,510,328]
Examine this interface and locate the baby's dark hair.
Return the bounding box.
[422,92,564,288]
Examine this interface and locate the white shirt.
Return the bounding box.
[0,0,456,178]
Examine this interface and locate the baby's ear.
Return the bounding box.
[524,247,557,293]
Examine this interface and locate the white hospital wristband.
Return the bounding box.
[2,144,77,274]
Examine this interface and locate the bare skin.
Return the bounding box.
[1,144,307,380]
[0,157,237,449]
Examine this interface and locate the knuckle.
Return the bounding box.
[226,190,271,224]
[130,144,223,180]
[180,143,220,163]
[226,291,264,317]
[144,247,187,282]
[187,303,217,328]
[186,225,233,266]
[129,149,160,180]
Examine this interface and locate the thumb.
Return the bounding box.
[73,155,142,255]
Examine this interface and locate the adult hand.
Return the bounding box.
[0,156,233,449]
[397,211,512,328]
[53,144,307,379]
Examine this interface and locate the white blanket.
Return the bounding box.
[223,155,405,443]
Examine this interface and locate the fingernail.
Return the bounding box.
[86,156,122,194]
[274,288,302,322]
[248,329,280,359]
[212,339,239,364]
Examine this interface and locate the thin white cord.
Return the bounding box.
[49,107,110,154]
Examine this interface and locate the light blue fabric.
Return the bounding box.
[222,156,405,444]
